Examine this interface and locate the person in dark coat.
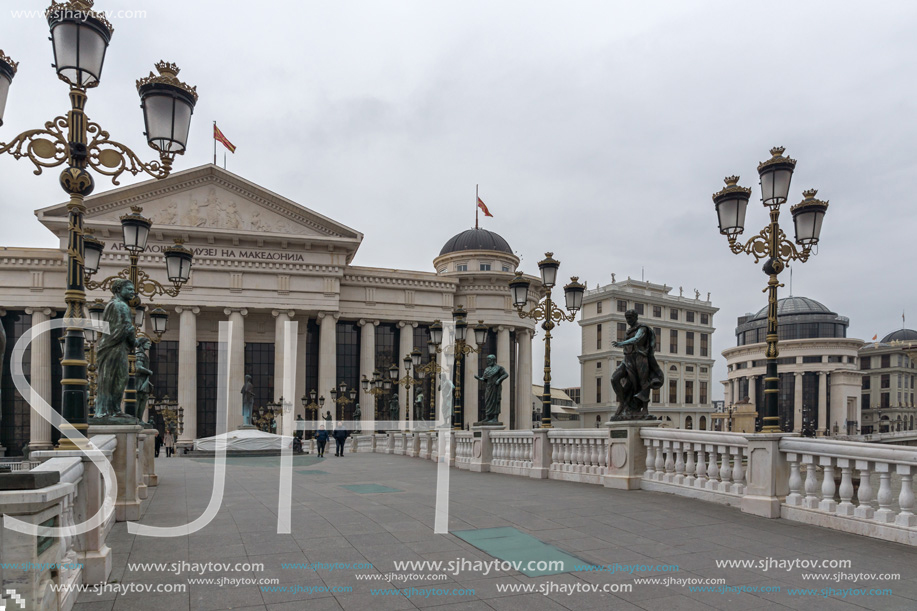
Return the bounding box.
[332,421,349,457]
[315,425,329,457]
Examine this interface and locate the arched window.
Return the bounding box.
[685,416,693,430]
[699,416,707,431]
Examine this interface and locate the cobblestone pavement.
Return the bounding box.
[73,452,917,610]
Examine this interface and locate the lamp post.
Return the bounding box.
[0,1,198,447]
[713,147,828,432]
[509,253,584,428]
[361,370,390,424]
[300,390,324,439]
[85,298,105,414]
[329,380,358,422]
[413,345,443,422]
[392,355,421,430]
[428,308,488,430]
[84,205,193,418]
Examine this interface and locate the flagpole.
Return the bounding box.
[223,151,226,170]
[475,184,479,229]
[213,121,217,165]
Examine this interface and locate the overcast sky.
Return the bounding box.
[3,1,917,395]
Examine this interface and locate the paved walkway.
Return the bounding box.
[73,452,917,611]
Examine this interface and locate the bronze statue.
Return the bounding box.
[414,391,424,421]
[135,336,153,420]
[439,372,454,427]
[241,374,254,425]
[322,410,333,425]
[94,279,137,420]
[611,309,663,420]
[389,394,399,423]
[475,354,508,424]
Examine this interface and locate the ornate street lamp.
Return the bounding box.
[301,390,324,438]
[329,381,357,421]
[392,353,423,430]
[713,147,829,432]
[429,307,487,429]
[509,253,583,428]
[0,0,199,448]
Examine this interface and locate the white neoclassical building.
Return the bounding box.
[722,296,863,435]
[0,164,540,455]
[858,329,917,434]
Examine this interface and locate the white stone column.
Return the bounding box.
[27,308,54,451]
[465,349,479,424]
[749,376,757,408]
[515,328,533,430]
[295,315,308,420]
[317,312,338,420]
[272,310,295,402]
[175,306,199,443]
[496,326,511,424]
[224,308,247,431]
[794,372,803,433]
[398,322,414,427]
[818,372,828,435]
[359,319,377,430]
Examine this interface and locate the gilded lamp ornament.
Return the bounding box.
[713,147,829,432]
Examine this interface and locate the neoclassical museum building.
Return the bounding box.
[0,165,540,455]
[721,296,863,435]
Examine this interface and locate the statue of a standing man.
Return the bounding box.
[241,374,255,426]
[94,279,137,420]
[439,372,454,428]
[135,336,154,420]
[475,354,508,424]
[611,309,663,420]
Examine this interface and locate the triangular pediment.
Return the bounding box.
[36,165,363,257]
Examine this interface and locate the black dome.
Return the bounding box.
[881,329,917,343]
[439,228,512,256]
[753,296,833,320]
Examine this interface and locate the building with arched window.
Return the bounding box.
[722,296,863,435]
[858,329,917,434]
[0,165,540,455]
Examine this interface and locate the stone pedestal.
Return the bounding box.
[406,432,420,457]
[469,425,503,473]
[604,420,661,490]
[741,432,796,518]
[139,428,158,487]
[89,425,142,522]
[530,429,550,478]
[136,442,147,500]
[384,432,397,454]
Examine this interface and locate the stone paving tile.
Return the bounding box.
[73,601,116,611]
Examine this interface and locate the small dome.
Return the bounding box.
[439,228,512,256]
[753,296,833,320]
[881,329,917,343]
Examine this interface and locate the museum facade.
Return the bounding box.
[0,164,541,455]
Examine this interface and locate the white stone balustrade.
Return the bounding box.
[454,432,473,467]
[547,430,609,485]
[490,431,534,476]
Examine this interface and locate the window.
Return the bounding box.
[685,381,694,405]
[596,361,602,369]
[700,367,708,374]
[882,354,891,369]
[827,356,843,363]
[670,308,679,321]
[456,264,468,272]
[777,357,796,365]
[245,343,276,412]
[803,356,822,364]
[701,313,709,325]
[635,303,645,315]
[596,301,603,314]
[881,374,890,389]
[653,327,661,352]
[596,324,602,350]
[617,322,627,342]
[700,334,709,357]
[653,305,662,318]
[686,311,695,323]
[686,332,694,355]
[596,378,602,403]
[669,379,678,403]
[700,381,708,404]
[617,300,627,312]
[652,388,660,403]
[502,265,510,272]
[862,394,871,409]
[479,263,491,271]
[862,377,871,390]
[881,392,890,408]
[686,365,694,372]
[862,357,871,370]
[670,329,678,353]
[438,268,447,274]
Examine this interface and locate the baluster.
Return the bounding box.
[731,447,745,495]
[695,444,707,489]
[875,463,895,522]
[598,439,608,474]
[835,458,855,516]
[551,436,560,470]
[684,442,696,487]
[786,453,803,506]
[705,446,719,490]
[574,438,584,472]
[896,465,916,527]
[663,440,675,482]
[854,460,874,519]
[654,440,665,481]
[802,455,819,509]
[819,456,837,512]
[587,440,597,474]
[718,446,732,493]
[513,438,521,467]
[562,437,572,470]
[644,439,656,479]
[674,442,686,485]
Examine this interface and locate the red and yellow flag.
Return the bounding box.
[477,196,493,218]
[213,124,236,153]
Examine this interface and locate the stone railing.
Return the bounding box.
[0,460,41,472]
[640,428,749,507]
[780,437,917,545]
[490,431,534,476]
[547,429,608,484]
[454,432,474,466]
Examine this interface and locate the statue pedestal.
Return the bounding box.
[237,424,257,431]
[472,423,505,430]
[469,425,503,472]
[603,420,661,490]
[138,428,158,488]
[88,424,142,521]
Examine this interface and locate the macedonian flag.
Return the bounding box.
[213,123,236,153]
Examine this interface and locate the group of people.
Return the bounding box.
[314,422,349,457]
[151,426,177,458]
